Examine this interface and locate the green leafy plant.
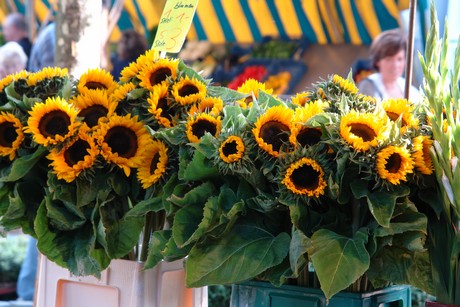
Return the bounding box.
[0,235,28,283]
[418,3,460,305]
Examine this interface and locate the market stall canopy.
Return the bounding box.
[188,0,414,44]
[0,0,425,45]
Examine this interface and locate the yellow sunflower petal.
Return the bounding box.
[340,111,387,152]
[171,76,207,106]
[376,146,414,185]
[252,105,294,158]
[137,139,169,189]
[282,157,327,197]
[47,126,99,182]
[95,114,152,175]
[186,113,221,143]
[25,97,80,146]
[0,112,25,160]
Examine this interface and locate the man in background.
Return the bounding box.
[2,13,32,63]
[28,22,55,72]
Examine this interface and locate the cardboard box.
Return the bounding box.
[35,255,207,307]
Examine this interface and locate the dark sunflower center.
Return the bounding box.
[0,122,18,147]
[297,128,322,147]
[105,126,138,158]
[192,119,217,139]
[349,123,377,142]
[291,164,320,190]
[38,110,70,137]
[260,121,290,152]
[386,153,402,173]
[244,96,253,104]
[79,105,108,128]
[150,68,172,85]
[157,97,173,120]
[64,139,90,166]
[386,111,407,126]
[222,140,238,156]
[150,152,160,175]
[179,84,199,97]
[85,81,108,90]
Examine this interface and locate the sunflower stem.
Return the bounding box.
[351,197,361,235]
[140,212,154,262]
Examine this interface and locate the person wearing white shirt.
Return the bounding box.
[358,29,421,102]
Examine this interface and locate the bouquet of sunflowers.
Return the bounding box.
[0,48,435,300]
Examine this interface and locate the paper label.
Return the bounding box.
[152,0,199,53]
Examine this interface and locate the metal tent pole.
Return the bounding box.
[405,0,418,99]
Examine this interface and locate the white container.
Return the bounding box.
[35,255,207,307]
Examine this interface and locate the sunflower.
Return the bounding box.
[282,157,327,198]
[137,139,169,189]
[27,67,69,87]
[119,49,160,83]
[147,83,175,128]
[376,146,414,185]
[340,111,387,152]
[0,112,25,160]
[290,101,328,148]
[0,75,14,104]
[69,90,116,129]
[412,135,434,175]
[47,127,99,182]
[171,76,207,106]
[11,71,32,97]
[382,98,418,133]
[219,135,245,163]
[138,58,179,90]
[77,68,118,95]
[25,97,79,146]
[290,91,311,107]
[236,79,273,108]
[189,97,224,116]
[96,114,152,176]
[252,105,294,158]
[186,113,221,143]
[332,74,359,95]
[110,82,138,115]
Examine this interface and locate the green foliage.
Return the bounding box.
[0,235,28,283]
[418,2,460,305]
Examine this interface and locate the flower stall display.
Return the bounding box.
[417,5,460,306]
[0,46,435,304]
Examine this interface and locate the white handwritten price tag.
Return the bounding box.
[152,0,199,53]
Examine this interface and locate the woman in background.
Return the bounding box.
[0,41,28,78]
[111,29,148,81]
[358,29,421,102]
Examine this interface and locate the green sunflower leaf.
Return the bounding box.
[257,91,286,109]
[35,199,103,277]
[206,86,246,103]
[168,181,216,207]
[144,230,171,270]
[185,222,290,287]
[290,228,310,276]
[180,150,219,181]
[308,228,370,300]
[0,146,47,182]
[350,179,410,227]
[172,195,219,248]
[45,198,86,231]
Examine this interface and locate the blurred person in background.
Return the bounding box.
[358,28,421,102]
[2,13,32,65]
[28,22,55,72]
[111,29,148,81]
[0,41,28,78]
